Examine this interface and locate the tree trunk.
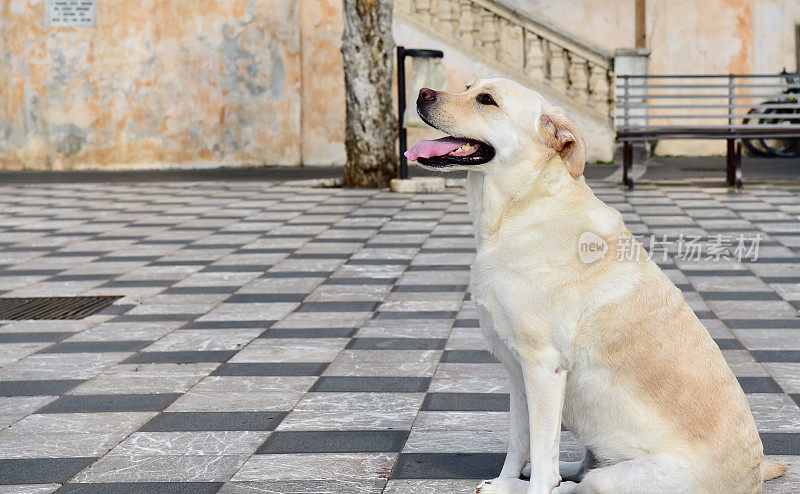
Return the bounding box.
[341,0,397,188]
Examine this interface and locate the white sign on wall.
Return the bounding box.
[46,0,96,27]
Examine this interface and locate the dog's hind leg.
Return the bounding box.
[522,449,598,482]
[476,477,530,494]
[552,455,695,494]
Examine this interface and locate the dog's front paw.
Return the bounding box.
[476,477,529,494]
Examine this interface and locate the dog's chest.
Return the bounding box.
[469,249,567,344]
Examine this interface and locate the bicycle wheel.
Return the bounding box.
[760,104,800,157]
[741,106,772,157]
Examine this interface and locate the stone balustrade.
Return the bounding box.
[396,0,615,121]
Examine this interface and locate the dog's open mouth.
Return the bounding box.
[404,136,495,167]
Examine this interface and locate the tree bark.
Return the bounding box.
[341,0,397,188]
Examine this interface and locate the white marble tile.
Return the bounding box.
[0,431,126,457]
[165,391,303,412]
[231,453,397,482]
[73,454,248,482]
[109,431,269,456]
[7,412,156,434]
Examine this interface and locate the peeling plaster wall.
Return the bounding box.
[1,0,302,170]
[3,0,800,170]
[299,0,346,166]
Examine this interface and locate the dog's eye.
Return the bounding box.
[476,93,497,106]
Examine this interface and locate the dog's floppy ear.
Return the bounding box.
[538,110,585,178]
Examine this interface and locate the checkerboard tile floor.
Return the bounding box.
[0,180,799,493]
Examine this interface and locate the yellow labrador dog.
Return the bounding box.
[404,79,787,494]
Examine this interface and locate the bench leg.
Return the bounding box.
[622,142,633,189]
[735,139,743,189]
[726,139,742,189]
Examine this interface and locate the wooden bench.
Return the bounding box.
[615,74,800,188]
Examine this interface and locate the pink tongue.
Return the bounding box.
[404,137,471,161]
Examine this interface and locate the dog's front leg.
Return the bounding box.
[477,309,530,479]
[499,378,531,478]
[520,349,566,494]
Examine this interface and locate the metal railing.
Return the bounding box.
[396,0,615,121]
[615,73,800,132]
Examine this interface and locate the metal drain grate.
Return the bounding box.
[0,296,122,320]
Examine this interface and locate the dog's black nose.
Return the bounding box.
[418,88,436,103]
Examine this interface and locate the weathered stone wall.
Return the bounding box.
[1,0,302,170]
[300,0,346,166]
[3,0,800,170]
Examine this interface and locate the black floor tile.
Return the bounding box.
[113,314,197,322]
[760,433,800,455]
[0,331,72,343]
[348,259,407,265]
[441,350,498,363]
[392,284,468,292]
[714,338,745,350]
[202,265,265,273]
[683,270,751,277]
[0,379,84,397]
[373,311,457,319]
[325,277,396,285]
[310,377,430,393]
[163,286,239,295]
[0,269,61,277]
[99,304,136,316]
[225,293,306,303]
[0,457,98,484]
[39,340,150,353]
[762,276,800,283]
[404,265,470,271]
[212,362,328,376]
[297,301,379,312]
[290,253,350,259]
[391,453,505,479]
[183,245,237,252]
[750,350,800,363]
[102,280,175,288]
[262,328,357,338]
[346,338,446,350]
[140,411,287,432]
[182,320,274,330]
[54,482,224,494]
[48,251,106,258]
[36,393,181,413]
[149,260,211,267]
[422,393,510,412]
[737,376,783,393]
[235,248,294,254]
[723,319,800,329]
[700,291,780,300]
[262,271,330,278]
[123,351,236,364]
[49,274,114,282]
[256,430,408,454]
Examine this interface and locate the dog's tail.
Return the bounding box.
[761,460,788,481]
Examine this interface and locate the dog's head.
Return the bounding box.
[405,78,585,178]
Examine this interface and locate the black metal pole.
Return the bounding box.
[397,46,408,179]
